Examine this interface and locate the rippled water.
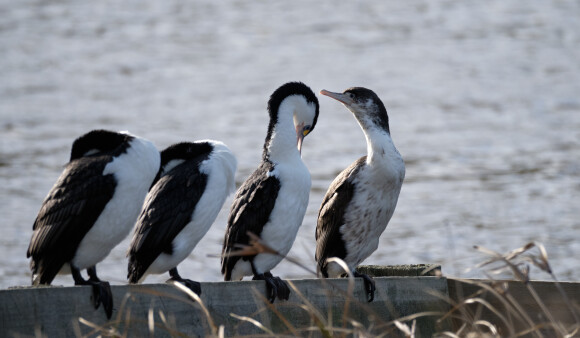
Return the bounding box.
[1,0,579,288]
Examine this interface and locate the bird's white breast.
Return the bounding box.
[249,156,311,275]
[341,136,405,270]
[72,136,160,270]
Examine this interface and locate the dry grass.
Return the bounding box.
[437,242,580,338]
[74,240,580,337]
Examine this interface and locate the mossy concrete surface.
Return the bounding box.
[358,264,441,277]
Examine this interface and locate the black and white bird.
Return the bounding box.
[27,129,160,318]
[315,87,405,302]
[128,140,237,294]
[222,82,319,303]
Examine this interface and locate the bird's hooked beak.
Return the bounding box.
[320,89,354,107]
[296,122,305,155]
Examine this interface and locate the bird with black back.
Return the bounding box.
[222,82,319,303]
[27,129,160,318]
[128,140,236,294]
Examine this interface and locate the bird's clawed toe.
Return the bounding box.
[354,271,376,302]
[73,266,113,318]
[168,268,202,295]
[90,281,113,318]
[271,275,290,301]
[81,280,113,318]
[169,277,202,295]
[254,272,290,303]
[253,273,276,303]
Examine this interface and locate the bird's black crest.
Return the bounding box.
[160,142,213,167]
[344,87,390,133]
[148,141,214,188]
[267,82,319,127]
[70,130,134,161]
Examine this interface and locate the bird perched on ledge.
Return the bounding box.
[315,87,405,302]
[222,81,319,303]
[128,140,237,294]
[27,129,160,318]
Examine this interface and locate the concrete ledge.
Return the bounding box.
[4,274,578,336]
[1,277,450,337]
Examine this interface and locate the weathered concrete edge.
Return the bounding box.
[0,276,450,337]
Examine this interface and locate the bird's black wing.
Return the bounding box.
[315,156,366,277]
[27,157,116,284]
[221,161,280,280]
[127,160,208,283]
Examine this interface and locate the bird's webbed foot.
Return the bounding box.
[168,267,201,295]
[354,270,376,302]
[253,271,290,303]
[72,265,114,319]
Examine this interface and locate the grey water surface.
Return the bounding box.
[1,0,579,288]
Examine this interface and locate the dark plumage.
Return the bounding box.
[28,156,117,285]
[27,129,160,318]
[315,157,365,273]
[221,161,280,281]
[128,143,211,281]
[128,140,236,294]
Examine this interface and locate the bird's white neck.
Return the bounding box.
[266,103,302,164]
[359,121,399,166]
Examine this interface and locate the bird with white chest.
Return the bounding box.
[27,129,160,318]
[315,87,405,302]
[128,140,237,294]
[222,82,319,303]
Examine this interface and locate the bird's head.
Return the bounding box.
[70,129,134,161]
[266,82,319,156]
[320,87,390,133]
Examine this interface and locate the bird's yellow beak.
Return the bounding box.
[296,122,306,155]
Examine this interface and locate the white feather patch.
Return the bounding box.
[71,135,160,270]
